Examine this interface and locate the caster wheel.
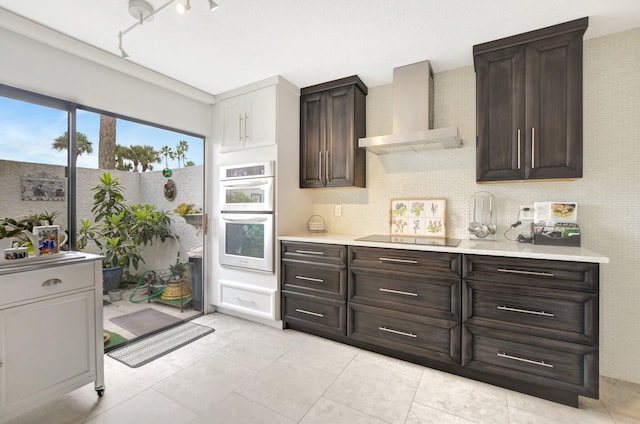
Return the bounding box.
[97,389,105,397]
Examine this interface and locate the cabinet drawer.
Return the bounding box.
[348,303,460,364]
[463,255,598,291]
[282,291,346,336]
[463,281,597,344]
[1,262,95,306]
[349,267,459,320]
[281,242,347,265]
[219,280,276,321]
[349,246,461,278]
[463,325,598,397]
[282,260,346,300]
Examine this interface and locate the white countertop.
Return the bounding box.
[279,233,609,264]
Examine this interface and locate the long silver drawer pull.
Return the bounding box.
[235,297,257,305]
[378,326,417,338]
[517,129,521,169]
[497,352,553,368]
[295,308,324,318]
[498,305,554,317]
[379,257,418,264]
[497,268,554,277]
[379,288,418,297]
[42,278,62,287]
[295,275,324,283]
[295,250,325,255]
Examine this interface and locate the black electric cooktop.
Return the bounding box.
[355,234,461,247]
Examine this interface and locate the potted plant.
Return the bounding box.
[173,202,203,227]
[77,173,173,293]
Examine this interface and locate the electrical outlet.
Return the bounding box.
[520,205,534,220]
[335,204,342,217]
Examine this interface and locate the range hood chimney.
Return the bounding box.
[359,60,461,154]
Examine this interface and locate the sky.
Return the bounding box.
[0,96,203,170]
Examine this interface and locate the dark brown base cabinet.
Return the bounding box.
[281,241,600,407]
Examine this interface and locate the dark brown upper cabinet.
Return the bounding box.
[300,76,367,188]
[474,17,588,182]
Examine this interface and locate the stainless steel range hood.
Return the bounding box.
[358,60,461,155]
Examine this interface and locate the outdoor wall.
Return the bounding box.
[309,27,640,384]
[1,159,204,275]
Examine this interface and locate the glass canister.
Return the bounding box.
[468,191,497,240]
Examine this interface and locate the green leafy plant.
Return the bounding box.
[173,202,198,218]
[77,172,173,270]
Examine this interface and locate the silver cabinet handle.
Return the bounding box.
[379,257,418,264]
[295,250,324,255]
[295,275,324,283]
[295,308,324,318]
[238,114,243,142]
[244,113,249,141]
[379,288,418,297]
[223,180,271,188]
[517,129,521,170]
[318,151,322,181]
[0,360,2,368]
[42,278,62,287]
[235,297,256,305]
[378,326,417,338]
[222,217,268,223]
[497,352,553,368]
[497,306,554,317]
[325,151,330,181]
[497,268,554,277]
[531,127,535,169]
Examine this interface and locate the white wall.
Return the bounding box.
[309,28,640,384]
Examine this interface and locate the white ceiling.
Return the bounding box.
[1,0,639,95]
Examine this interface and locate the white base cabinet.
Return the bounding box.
[0,254,104,422]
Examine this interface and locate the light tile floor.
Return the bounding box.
[8,313,640,424]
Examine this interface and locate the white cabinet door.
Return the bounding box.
[0,291,95,418]
[244,85,276,149]
[219,85,277,152]
[220,95,246,152]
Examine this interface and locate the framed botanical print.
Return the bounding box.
[390,198,446,238]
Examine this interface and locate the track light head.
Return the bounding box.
[208,0,219,11]
[176,0,191,14]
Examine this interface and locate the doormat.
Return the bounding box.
[104,330,128,351]
[107,322,214,368]
[109,308,182,336]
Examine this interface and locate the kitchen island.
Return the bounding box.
[0,252,105,422]
[279,233,608,407]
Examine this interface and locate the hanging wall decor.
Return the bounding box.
[164,179,177,201]
[21,172,66,201]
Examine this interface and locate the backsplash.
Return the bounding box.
[308,27,640,384]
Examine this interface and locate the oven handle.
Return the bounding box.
[222,179,271,188]
[222,216,269,223]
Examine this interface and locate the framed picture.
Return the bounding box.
[390,198,446,238]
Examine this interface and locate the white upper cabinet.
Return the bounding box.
[218,85,277,152]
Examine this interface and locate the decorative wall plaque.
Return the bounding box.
[21,172,66,201]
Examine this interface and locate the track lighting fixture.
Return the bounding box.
[176,0,191,14]
[118,0,219,59]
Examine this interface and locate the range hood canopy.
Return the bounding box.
[359,60,461,155]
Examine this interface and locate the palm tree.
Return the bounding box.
[128,145,159,172]
[52,131,93,157]
[175,140,189,168]
[115,145,132,171]
[98,115,117,170]
[139,145,160,172]
[159,145,174,168]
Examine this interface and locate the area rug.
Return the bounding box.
[107,322,214,368]
[109,308,182,336]
[104,330,128,351]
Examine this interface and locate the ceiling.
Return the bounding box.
[1,0,639,95]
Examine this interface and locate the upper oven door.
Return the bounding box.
[220,176,274,212]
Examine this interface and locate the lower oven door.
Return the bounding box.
[219,213,274,273]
